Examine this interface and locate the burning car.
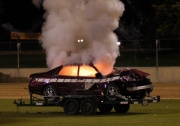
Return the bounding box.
[29,64,153,103]
[26,63,158,115]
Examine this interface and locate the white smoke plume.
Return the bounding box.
[33,0,124,75]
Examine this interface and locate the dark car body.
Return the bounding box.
[28,64,153,101]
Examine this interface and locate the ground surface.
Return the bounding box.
[151,83,180,99]
[0,83,180,126]
[0,82,179,99]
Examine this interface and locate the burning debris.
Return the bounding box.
[32,0,125,75]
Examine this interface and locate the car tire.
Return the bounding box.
[98,104,113,113]
[105,84,119,101]
[63,99,79,115]
[80,99,97,115]
[43,85,59,103]
[114,104,130,113]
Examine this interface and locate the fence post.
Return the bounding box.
[156,39,159,82]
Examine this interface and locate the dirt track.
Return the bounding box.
[0,83,29,99]
[0,83,179,99]
[151,83,180,99]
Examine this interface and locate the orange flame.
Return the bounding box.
[59,65,97,77]
[59,66,78,76]
[94,62,113,76]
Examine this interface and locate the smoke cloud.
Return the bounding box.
[33,0,124,75]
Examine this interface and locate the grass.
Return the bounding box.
[0,99,180,126]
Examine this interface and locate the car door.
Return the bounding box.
[55,65,79,95]
[75,65,102,95]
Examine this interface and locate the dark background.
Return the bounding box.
[0,0,179,68]
[0,0,179,41]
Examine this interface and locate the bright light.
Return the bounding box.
[77,39,84,43]
[59,65,96,77]
[117,41,121,46]
[59,66,78,76]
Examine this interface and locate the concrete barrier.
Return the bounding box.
[0,68,48,79]
[0,67,180,83]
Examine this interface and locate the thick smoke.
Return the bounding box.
[33,0,124,75]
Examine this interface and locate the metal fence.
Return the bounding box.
[0,39,179,68]
[0,41,43,51]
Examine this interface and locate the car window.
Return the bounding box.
[79,65,97,77]
[59,66,78,76]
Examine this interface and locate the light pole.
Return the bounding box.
[16,34,21,82]
[156,39,159,82]
[117,41,121,56]
[17,35,20,68]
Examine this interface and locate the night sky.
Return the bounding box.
[0,0,156,40]
[1,0,44,32]
[0,0,153,31]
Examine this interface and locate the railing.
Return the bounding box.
[0,39,179,68]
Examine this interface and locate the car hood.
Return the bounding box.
[107,68,150,78]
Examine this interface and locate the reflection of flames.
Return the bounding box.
[59,65,97,77]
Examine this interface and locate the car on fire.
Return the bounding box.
[27,63,158,115]
[29,63,153,103]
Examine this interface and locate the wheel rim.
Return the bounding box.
[106,84,119,101]
[64,99,79,115]
[81,99,97,115]
[84,103,92,112]
[45,87,56,97]
[43,86,57,102]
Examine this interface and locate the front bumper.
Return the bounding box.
[127,84,154,91]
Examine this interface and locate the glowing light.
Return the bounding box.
[79,65,96,77]
[59,66,78,76]
[77,39,84,43]
[117,41,121,46]
[59,65,96,77]
[94,62,112,76]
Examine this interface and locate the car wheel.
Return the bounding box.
[105,84,119,101]
[43,85,59,103]
[80,99,97,115]
[63,99,79,115]
[98,104,113,113]
[114,104,130,113]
